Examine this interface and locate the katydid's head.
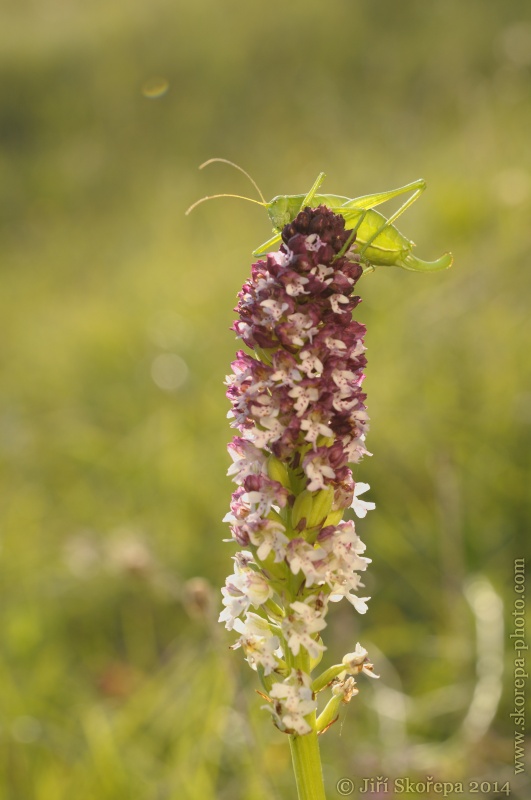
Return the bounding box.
[266,195,303,231]
[266,172,328,231]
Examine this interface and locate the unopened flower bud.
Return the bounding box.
[324,509,343,527]
[315,694,342,734]
[291,490,315,530]
[307,487,334,528]
[266,455,290,489]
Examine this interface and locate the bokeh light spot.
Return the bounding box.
[151,353,189,391]
[12,716,42,744]
[499,22,531,67]
[493,168,530,206]
[141,77,170,98]
[148,311,189,349]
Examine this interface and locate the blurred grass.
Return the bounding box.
[1,0,530,798]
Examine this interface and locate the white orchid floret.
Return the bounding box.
[253,274,276,295]
[350,338,366,359]
[343,431,372,463]
[342,642,379,678]
[329,293,350,314]
[323,543,370,611]
[327,552,370,583]
[300,413,334,447]
[318,522,370,584]
[260,298,289,320]
[330,591,370,614]
[303,451,336,492]
[331,368,360,396]
[250,394,279,420]
[236,569,272,606]
[248,519,289,562]
[310,263,334,281]
[288,384,319,417]
[286,539,327,587]
[281,597,328,660]
[244,479,288,518]
[270,363,302,387]
[304,233,322,252]
[324,521,371,574]
[233,550,254,568]
[331,676,359,703]
[266,669,317,736]
[222,510,236,526]
[284,273,310,297]
[248,417,286,449]
[219,588,250,630]
[232,613,282,675]
[342,642,368,666]
[270,249,291,268]
[323,335,347,355]
[326,564,364,592]
[286,312,319,345]
[332,396,358,414]
[219,555,273,630]
[225,367,267,395]
[298,351,324,378]
[324,550,371,610]
[350,482,376,518]
[226,439,268,483]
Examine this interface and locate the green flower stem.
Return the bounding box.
[289,724,326,800]
[312,664,346,694]
[288,649,327,800]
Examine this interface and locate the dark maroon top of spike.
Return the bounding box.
[281,205,352,254]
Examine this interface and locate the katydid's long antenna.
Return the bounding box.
[199,158,266,204]
[185,193,265,216]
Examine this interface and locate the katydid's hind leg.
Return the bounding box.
[377,182,426,229]
[358,182,427,257]
[334,208,369,261]
[348,207,369,237]
[299,173,327,212]
[342,179,426,212]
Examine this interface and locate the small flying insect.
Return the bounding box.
[186,159,453,273]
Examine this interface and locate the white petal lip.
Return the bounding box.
[350,482,376,518]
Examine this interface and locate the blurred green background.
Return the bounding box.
[1,0,530,797]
